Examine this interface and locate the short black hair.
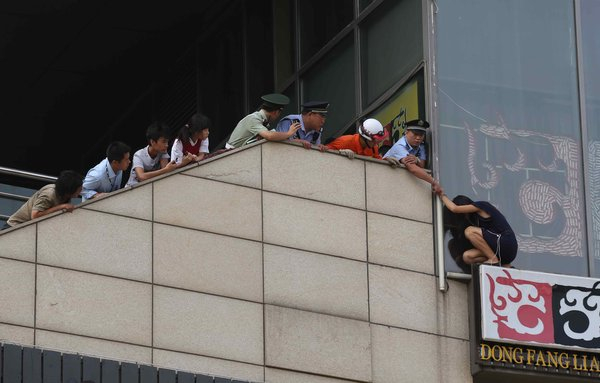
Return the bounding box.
[146,121,171,143]
[106,141,131,163]
[55,170,83,200]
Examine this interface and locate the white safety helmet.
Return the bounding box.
[358,118,387,141]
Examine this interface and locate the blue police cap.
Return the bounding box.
[301,101,329,114]
[405,119,430,132]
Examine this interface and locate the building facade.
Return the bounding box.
[1,0,600,382]
[0,142,469,382]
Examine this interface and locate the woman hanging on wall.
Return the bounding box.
[438,193,518,268]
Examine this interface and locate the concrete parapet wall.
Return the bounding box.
[0,142,470,383]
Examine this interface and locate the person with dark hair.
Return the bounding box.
[226,93,299,149]
[171,113,212,164]
[81,141,131,201]
[383,119,442,194]
[4,170,83,228]
[442,201,476,274]
[126,121,187,187]
[325,118,388,159]
[438,193,518,268]
[275,101,329,150]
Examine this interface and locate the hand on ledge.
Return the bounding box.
[385,157,401,168]
[338,149,355,160]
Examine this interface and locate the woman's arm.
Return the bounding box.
[439,194,480,214]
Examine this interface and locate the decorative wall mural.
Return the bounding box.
[461,115,583,258]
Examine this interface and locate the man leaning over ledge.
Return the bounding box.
[275,100,329,150]
[226,93,300,149]
[383,119,442,194]
[3,170,83,230]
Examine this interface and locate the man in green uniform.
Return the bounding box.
[226,93,300,149]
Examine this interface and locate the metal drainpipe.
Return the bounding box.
[435,195,447,291]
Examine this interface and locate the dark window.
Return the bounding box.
[299,0,353,65]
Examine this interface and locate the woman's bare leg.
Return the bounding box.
[464,226,499,263]
[462,248,488,264]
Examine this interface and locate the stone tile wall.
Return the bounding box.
[0,142,470,383]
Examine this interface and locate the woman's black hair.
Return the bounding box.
[442,194,477,273]
[177,113,212,143]
[453,194,474,206]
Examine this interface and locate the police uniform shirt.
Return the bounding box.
[81,158,123,201]
[382,135,427,161]
[275,114,322,145]
[126,145,170,187]
[227,110,269,149]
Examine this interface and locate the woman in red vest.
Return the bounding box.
[171,113,212,164]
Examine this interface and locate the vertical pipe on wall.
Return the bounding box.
[573,0,594,277]
[354,0,362,119]
[424,0,447,291]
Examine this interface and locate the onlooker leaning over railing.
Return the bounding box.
[3,170,82,230]
[126,121,189,187]
[171,113,211,164]
[383,119,442,194]
[81,141,131,202]
[326,118,388,160]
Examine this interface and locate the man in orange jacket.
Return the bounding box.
[326,118,387,159]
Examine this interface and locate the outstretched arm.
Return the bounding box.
[258,122,300,142]
[439,194,480,214]
[404,163,443,194]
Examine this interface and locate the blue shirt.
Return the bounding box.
[383,136,427,161]
[276,114,322,145]
[81,158,123,201]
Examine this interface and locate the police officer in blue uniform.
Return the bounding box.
[275,101,329,149]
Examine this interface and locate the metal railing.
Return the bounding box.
[0,166,57,183]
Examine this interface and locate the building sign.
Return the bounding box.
[479,341,600,375]
[472,265,600,380]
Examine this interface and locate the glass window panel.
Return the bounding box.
[299,0,353,65]
[272,83,298,128]
[302,36,355,142]
[581,0,600,276]
[436,0,585,276]
[273,0,295,89]
[360,0,423,106]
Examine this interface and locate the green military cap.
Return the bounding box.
[261,93,290,109]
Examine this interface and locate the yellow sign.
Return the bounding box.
[370,79,420,146]
[480,342,600,375]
